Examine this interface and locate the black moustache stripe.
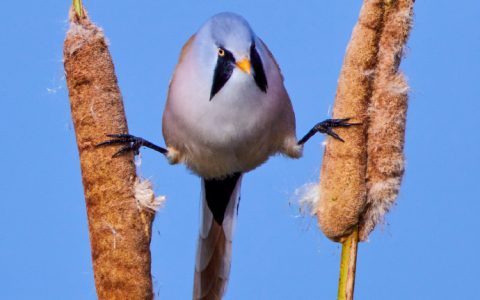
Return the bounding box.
[210,48,235,100]
[250,43,268,93]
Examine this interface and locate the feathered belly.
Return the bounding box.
[164,100,283,178]
[183,118,278,179]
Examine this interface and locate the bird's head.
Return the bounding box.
[193,12,269,100]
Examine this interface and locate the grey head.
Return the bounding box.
[193,12,268,100]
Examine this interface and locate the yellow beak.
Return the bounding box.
[236,59,251,74]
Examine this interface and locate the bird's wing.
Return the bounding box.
[179,34,196,64]
[166,33,196,92]
[259,38,284,82]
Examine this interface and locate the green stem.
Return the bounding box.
[73,0,84,18]
[337,227,359,300]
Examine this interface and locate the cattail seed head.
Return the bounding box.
[317,0,414,242]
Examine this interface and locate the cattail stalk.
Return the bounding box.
[64,2,159,299]
[337,227,359,300]
[315,0,414,299]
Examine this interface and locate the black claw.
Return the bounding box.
[325,128,345,142]
[97,133,168,157]
[106,133,135,139]
[298,118,361,145]
[319,118,361,129]
[96,139,130,147]
[96,133,143,158]
[112,144,137,158]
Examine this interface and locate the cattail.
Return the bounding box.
[317,0,413,243]
[360,0,414,241]
[64,4,162,299]
[313,1,414,298]
[317,0,386,242]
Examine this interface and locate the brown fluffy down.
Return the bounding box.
[360,0,413,241]
[64,7,157,299]
[316,0,414,242]
[317,0,386,242]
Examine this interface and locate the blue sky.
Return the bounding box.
[1,1,479,299]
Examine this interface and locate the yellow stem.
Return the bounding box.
[337,227,359,300]
[73,0,84,18]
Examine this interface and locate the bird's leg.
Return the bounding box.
[96,134,168,158]
[297,118,361,145]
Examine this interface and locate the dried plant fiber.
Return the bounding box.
[317,0,413,242]
[64,7,155,299]
[360,0,413,241]
[317,0,386,242]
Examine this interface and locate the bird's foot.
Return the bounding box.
[298,118,361,145]
[313,118,360,142]
[96,134,168,158]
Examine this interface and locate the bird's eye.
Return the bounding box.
[217,48,225,57]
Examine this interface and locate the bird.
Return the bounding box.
[98,12,357,300]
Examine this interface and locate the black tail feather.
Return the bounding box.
[203,172,242,225]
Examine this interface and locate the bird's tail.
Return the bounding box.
[193,172,243,300]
